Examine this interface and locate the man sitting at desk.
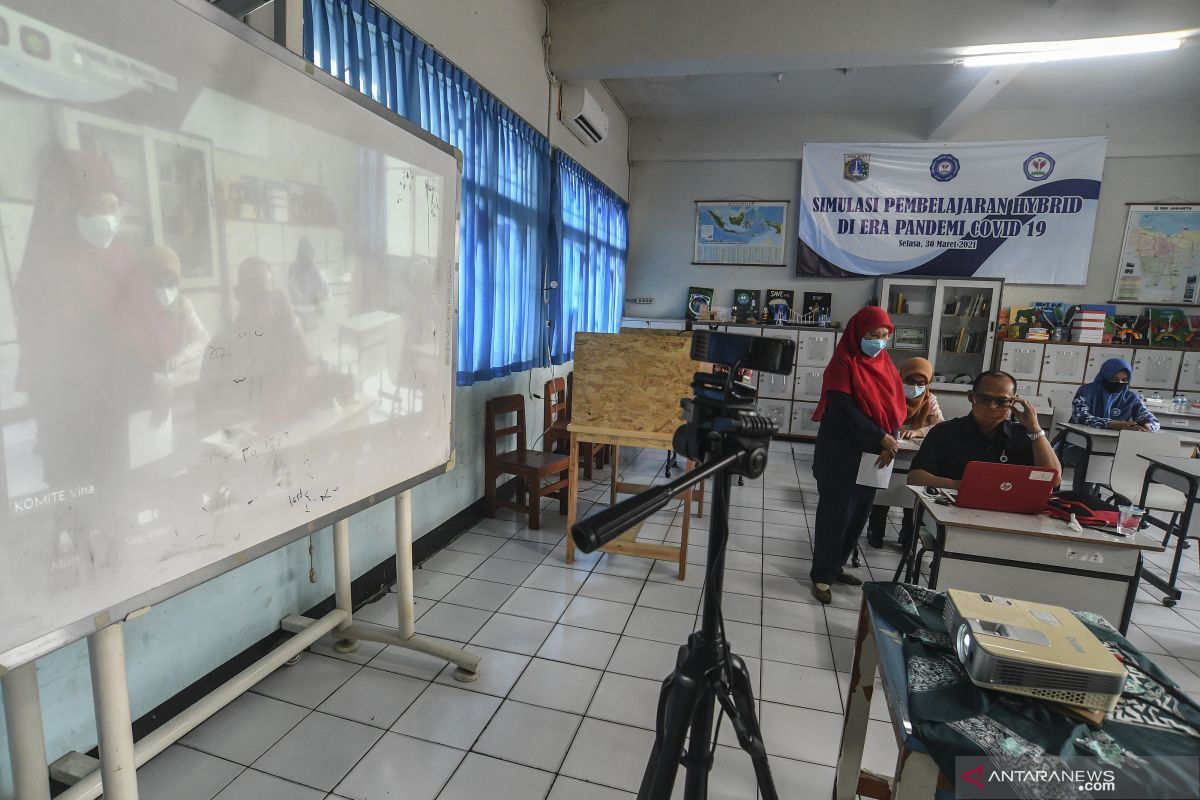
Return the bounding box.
[907,370,1061,489]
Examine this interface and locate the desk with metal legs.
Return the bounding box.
[893,487,1162,633]
[1056,422,1200,493]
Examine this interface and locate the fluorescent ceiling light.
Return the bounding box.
[959,30,1186,67]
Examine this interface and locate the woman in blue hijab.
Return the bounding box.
[1070,357,1160,431]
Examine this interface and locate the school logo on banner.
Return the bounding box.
[930,153,960,182]
[1024,152,1055,181]
[843,153,871,182]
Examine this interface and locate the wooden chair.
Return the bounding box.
[547,376,606,478]
[485,394,570,529]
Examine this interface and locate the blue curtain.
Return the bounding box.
[305,0,549,384]
[548,151,628,363]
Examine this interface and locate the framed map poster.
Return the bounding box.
[694,200,788,266]
[1112,204,1200,305]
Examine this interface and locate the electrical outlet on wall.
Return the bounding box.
[627,297,654,305]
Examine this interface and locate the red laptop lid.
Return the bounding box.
[956,461,1058,515]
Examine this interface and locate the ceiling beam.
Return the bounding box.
[927,65,1024,141]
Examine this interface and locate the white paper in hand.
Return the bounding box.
[856,452,894,489]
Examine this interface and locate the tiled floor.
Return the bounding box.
[131,443,1200,799]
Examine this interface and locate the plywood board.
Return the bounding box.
[572,332,695,435]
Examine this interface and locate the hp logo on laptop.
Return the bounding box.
[1000,482,1013,492]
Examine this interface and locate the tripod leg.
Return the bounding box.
[717,655,779,800]
[639,650,707,800]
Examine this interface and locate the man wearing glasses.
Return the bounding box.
[907,370,1062,490]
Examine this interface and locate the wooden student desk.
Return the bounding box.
[896,486,1163,633]
[1138,454,1200,607]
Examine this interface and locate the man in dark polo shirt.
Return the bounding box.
[908,370,1061,489]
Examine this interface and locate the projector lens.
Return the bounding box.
[955,623,973,664]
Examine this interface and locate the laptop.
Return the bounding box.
[954,461,1057,515]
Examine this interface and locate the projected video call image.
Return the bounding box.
[0,0,454,635]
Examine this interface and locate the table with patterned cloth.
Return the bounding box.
[834,582,1200,800]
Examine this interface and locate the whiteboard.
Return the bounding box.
[0,0,459,668]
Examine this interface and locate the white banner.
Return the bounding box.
[797,137,1107,284]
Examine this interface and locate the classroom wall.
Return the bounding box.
[625,107,1200,322]
[0,0,628,795]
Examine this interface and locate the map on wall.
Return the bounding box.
[694,200,788,266]
[1112,204,1200,305]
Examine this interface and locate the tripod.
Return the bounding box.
[638,457,778,800]
[573,345,785,799]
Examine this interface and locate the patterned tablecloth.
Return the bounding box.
[862,582,1200,799]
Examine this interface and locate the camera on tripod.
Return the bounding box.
[571,331,795,800]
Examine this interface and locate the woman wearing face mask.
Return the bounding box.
[145,245,209,370]
[13,149,170,504]
[808,306,907,604]
[1071,358,1160,432]
[865,357,943,548]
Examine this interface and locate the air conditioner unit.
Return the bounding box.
[560,84,609,146]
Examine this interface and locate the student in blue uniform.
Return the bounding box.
[1071,358,1160,432]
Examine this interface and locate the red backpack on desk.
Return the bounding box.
[1043,491,1120,529]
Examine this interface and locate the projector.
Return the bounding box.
[944,589,1127,713]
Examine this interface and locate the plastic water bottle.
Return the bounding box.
[1174,393,1189,414]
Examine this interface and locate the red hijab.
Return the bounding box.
[812,305,907,432]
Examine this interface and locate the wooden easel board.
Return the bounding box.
[571,331,695,435]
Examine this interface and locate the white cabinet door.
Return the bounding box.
[796,330,837,367]
[1041,344,1089,384]
[1178,352,1200,392]
[999,341,1044,381]
[1039,382,1080,425]
[758,399,793,435]
[791,401,818,437]
[794,367,825,402]
[1132,350,1183,391]
[1016,380,1038,396]
[1086,347,1134,379]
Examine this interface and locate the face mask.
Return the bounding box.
[76,213,119,249]
[860,338,887,358]
[903,383,926,399]
[1102,378,1128,393]
[156,287,179,308]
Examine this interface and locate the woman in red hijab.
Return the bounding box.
[808,305,907,603]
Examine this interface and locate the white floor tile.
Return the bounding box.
[391,683,502,749]
[182,691,308,765]
[586,672,661,730]
[624,607,696,644]
[548,776,636,799]
[412,569,464,601]
[760,660,842,714]
[470,612,555,655]
[759,702,842,766]
[580,572,647,604]
[561,719,657,794]
[136,744,241,800]
[561,595,635,633]
[317,667,427,729]
[769,756,836,800]
[447,532,507,557]
[537,623,621,669]
[474,700,583,772]
[499,586,575,621]
[437,753,556,800]
[333,732,463,800]
[594,553,655,580]
[494,539,557,563]
[252,652,359,709]
[213,769,325,800]
[607,636,680,681]
[762,597,828,634]
[434,644,532,698]
[761,627,835,669]
[369,637,465,681]
[423,549,488,577]
[509,657,604,714]
[415,602,493,641]
[723,569,763,596]
[470,556,540,585]
[441,578,518,611]
[524,564,590,594]
[636,582,703,615]
[255,712,383,792]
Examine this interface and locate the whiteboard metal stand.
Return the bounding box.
[281,491,481,677]
[5,492,477,800]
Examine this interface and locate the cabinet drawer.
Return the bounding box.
[794,367,825,402]
[1086,347,1134,378]
[1132,350,1182,391]
[1041,344,1088,383]
[796,330,837,366]
[999,341,1044,380]
[790,401,818,436]
[758,399,793,435]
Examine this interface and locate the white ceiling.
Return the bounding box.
[548,0,1200,133]
[603,46,1200,118]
